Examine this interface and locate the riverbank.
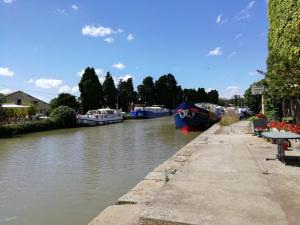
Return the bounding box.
[88,121,300,225]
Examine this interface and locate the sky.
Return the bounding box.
[0,0,269,102]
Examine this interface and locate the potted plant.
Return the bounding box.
[250,113,268,134]
[255,127,268,138]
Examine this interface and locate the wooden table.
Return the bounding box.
[262,131,300,164]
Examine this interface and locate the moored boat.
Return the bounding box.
[77,108,123,126]
[174,102,224,131]
[130,105,170,119]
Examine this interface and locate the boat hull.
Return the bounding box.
[77,116,123,126]
[174,102,211,131]
[130,110,170,119]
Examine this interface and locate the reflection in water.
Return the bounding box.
[0,117,200,225]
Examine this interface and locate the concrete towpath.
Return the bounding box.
[88,121,300,225]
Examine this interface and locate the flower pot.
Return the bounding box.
[283,142,289,151]
[251,118,268,134]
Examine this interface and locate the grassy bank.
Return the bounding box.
[219,109,240,126]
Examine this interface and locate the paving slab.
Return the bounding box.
[139,121,300,225]
[118,180,165,204]
[87,205,144,225]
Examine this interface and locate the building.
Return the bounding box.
[5,91,50,114]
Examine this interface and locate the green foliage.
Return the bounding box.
[267,0,300,119]
[0,94,6,104]
[155,74,179,109]
[265,96,281,121]
[27,104,38,119]
[50,106,76,128]
[183,88,198,102]
[103,72,117,108]
[0,119,57,137]
[78,67,103,113]
[207,89,219,104]
[244,84,262,114]
[137,76,156,106]
[50,93,79,112]
[0,107,7,122]
[118,78,136,111]
[197,88,208,102]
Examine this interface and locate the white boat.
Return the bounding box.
[77,108,123,126]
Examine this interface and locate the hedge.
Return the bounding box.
[0,119,58,137]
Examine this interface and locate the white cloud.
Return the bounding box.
[221,86,240,98]
[3,0,15,4]
[54,8,67,15]
[77,68,104,77]
[0,67,14,76]
[127,33,134,41]
[249,71,258,76]
[113,74,134,85]
[71,4,79,11]
[205,88,213,92]
[82,25,115,37]
[0,88,13,94]
[234,33,243,40]
[228,51,237,59]
[235,1,255,20]
[117,29,123,33]
[118,74,133,81]
[216,14,222,24]
[208,47,222,56]
[112,63,125,70]
[104,37,114,43]
[35,78,63,89]
[58,85,79,94]
[27,78,34,84]
[216,14,228,25]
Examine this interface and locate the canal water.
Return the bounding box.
[0,116,200,225]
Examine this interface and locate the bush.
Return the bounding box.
[27,105,38,119]
[0,119,57,136]
[50,106,76,128]
[219,109,240,126]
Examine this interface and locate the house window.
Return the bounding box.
[17,99,22,105]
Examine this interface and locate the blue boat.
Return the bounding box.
[130,106,170,119]
[174,102,223,131]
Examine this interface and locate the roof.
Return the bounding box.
[1,104,29,108]
[5,90,49,105]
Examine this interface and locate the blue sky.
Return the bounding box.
[0,0,268,102]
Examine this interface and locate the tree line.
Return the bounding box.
[50,67,220,113]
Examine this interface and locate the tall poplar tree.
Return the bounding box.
[78,67,103,113]
[137,76,155,106]
[103,72,117,108]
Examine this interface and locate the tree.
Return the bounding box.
[103,72,117,108]
[50,106,76,128]
[207,89,219,104]
[244,83,262,114]
[0,93,5,104]
[155,74,178,109]
[118,78,136,112]
[197,88,208,102]
[183,89,198,103]
[137,76,156,106]
[175,85,183,106]
[78,67,103,113]
[267,0,300,123]
[27,104,38,120]
[50,93,79,112]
